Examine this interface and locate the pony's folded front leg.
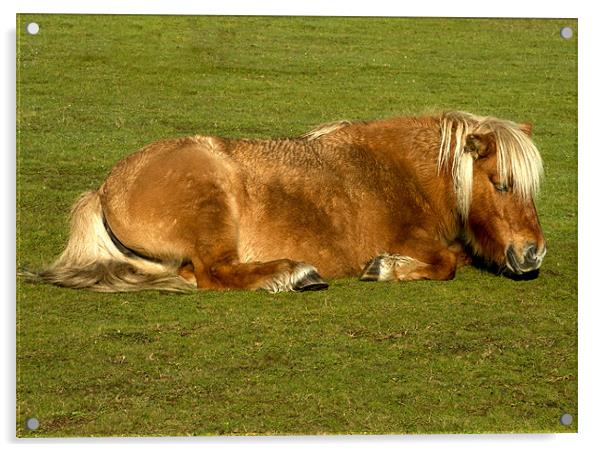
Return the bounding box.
[186,257,329,292]
[359,248,458,282]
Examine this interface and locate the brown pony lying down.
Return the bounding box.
[28,111,546,292]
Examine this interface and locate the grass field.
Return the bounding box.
[16,15,577,436]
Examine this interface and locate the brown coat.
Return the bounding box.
[31,112,546,292]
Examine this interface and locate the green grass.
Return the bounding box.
[16,15,577,436]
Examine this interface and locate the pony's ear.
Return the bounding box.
[519,122,533,136]
[464,133,496,159]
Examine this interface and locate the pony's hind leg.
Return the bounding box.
[183,184,328,292]
[215,258,328,292]
[178,193,328,292]
[189,255,328,292]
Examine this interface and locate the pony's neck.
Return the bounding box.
[354,116,463,243]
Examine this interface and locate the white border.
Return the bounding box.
[4,0,584,17]
[4,1,599,451]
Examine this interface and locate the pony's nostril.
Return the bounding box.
[525,245,537,260]
[505,245,521,273]
[506,244,543,275]
[519,243,545,272]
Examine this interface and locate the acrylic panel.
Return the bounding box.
[16,14,577,437]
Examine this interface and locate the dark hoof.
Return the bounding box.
[360,256,382,281]
[294,270,329,291]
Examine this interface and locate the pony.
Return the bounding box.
[26,110,546,293]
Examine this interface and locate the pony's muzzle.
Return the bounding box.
[505,243,547,275]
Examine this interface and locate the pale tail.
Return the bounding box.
[22,191,195,292]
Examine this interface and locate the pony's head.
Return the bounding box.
[438,112,546,276]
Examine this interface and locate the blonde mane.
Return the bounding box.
[438,111,544,220]
[300,120,352,141]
